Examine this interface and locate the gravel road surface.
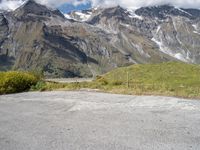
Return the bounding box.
[0,91,200,150]
[45,78,93,83]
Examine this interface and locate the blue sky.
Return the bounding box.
[59,3,91,13]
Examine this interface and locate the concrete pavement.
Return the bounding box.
[0,91,200,150]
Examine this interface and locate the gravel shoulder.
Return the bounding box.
[0,91,200,150]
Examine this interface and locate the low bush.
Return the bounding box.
[96,77,108,85]
[31,81,46,91]
[110,81,123,86]
[0,71,39,94]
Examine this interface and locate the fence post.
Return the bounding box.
[127,70,129,88]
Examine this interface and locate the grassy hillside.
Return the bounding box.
[40,62,200,99]
[96,62,200,98]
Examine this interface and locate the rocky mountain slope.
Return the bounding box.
[0,0,200,77]
[68,5,200,63]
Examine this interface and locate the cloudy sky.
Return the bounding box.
[0,0,200,12]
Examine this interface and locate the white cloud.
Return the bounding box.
[88,0,200,9]
[35,0,90,7]
[71,0,89,6]
[35,0,71,7]
[0,0,25,10]
[0,0,200,11]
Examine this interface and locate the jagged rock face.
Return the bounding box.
[136,6,200,63]
[68,5,200,64]
[1,1,200,77]
[0,13,8,42]
[14,0,65,20]
[135,5,200,20]
[0,13,14,70]
[0,1,137,77]
[135,5,198,20]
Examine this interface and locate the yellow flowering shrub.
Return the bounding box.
[0,71,39,94]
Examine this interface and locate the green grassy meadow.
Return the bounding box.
[37,62,200,99]
[1,62,200,99]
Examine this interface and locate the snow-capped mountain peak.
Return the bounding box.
[64,9,93,22]
[1,2,200,77]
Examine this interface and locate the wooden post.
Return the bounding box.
[127,70,129,88]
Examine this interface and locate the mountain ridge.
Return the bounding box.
[0,0,200,77]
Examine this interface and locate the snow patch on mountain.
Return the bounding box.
[64,14,72,19]
[75,11,92,21]
[64,10,92,21]
[175,7,192,17]
[126,8,143,20]
[192,24,200,35]
[151,37,189,62]
[172,18,183,45]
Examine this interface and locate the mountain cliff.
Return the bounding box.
[68,5,200,63]
[1,1,200,77]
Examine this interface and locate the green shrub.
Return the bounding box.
[31,81,46,91]
[111,81,123,86]
[29,69,44,80]
[96,77,108,85]
[95,75,103,80]
[0,71,39,94]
